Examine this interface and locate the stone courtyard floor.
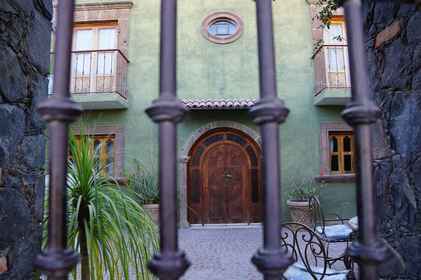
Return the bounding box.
[179,226,262,280]
[65,225,350,280]
[179,225,348,280]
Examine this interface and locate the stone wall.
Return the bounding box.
[363,1,421,279]
[0,0,51,279]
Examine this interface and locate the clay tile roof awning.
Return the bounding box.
[182,99,256,111]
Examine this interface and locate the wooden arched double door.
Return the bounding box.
[188,128,262,224]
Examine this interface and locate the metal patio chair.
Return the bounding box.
[309,196,354,268]
[281,222,352,280]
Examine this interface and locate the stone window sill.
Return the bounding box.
[315,174,356,183]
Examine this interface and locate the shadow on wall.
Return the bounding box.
[319,185,356,219]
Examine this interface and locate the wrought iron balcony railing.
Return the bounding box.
[313,44,351,96]
[50,49,129,99]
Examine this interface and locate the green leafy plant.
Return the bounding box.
[127,160,159,205]
[60,134,158,280]
[287,178,322,202]
[315,0,339,26]
[310,0,340,55]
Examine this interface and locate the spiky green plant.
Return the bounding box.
[287,178,323,202]
[66,134,158,280]
[127,160,159,205]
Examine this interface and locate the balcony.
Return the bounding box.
[50,49,129,110]
[313,45,351,106]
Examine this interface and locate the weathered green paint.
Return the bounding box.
[73,0,356,220]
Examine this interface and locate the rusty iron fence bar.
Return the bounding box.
[341,0,387,279]
[145,0,190,279]
[35,0,81,279]
[250,0,294,279]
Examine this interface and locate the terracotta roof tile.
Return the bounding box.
[183,99,256,110]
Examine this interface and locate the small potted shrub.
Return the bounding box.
[286,179,321,226]
[139,182,159,225]
[128,161,160,224]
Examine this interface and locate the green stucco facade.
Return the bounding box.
[71,0,356,222]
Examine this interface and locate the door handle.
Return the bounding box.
[224,173,232,179]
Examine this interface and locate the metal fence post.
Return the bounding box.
[250,1,294,279]
[34,1,81,279]
[341,0,387,279]
[145,0,190,279]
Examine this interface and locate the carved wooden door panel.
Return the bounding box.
[204,143,247,223]
[188,128,262,224]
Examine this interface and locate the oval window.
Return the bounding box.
[202,12,243,44]
[208,19,238,38]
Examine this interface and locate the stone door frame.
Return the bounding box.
[178,121,261,227]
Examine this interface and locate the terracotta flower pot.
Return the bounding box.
[143,204,159,225]
[286,199,313,227]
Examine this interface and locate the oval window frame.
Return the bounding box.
[202,12,244,44]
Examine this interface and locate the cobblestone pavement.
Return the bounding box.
[179,226,262,280]
[63,226,349,280]
[179,225,349,280]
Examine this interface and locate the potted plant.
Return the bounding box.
[128,160,160,224]
[286,179,321,226]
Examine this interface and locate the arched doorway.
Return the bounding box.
[187,128,262,224]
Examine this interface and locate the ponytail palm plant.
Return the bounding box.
[65,134,158,280]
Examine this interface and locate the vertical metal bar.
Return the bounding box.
[82,53,86,93]
[100,51,103,92]
[73,54,77,93]
[250,1,293,279]
[91,52,94,92]
[158,123,178,252]
[34,0,81,279]
[341,0,387,279]
[145,0,190,279]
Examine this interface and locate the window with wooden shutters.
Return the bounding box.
[318,123,355,182]
[328,131,354,174]
[75,134,116,177]
[93,135,115,177]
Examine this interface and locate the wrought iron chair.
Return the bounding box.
[281,222,352,280]
[309,196,354,268]
[310,196,353,242]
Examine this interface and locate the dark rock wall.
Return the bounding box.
[0,0,51,279]
[363,1,421,279]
